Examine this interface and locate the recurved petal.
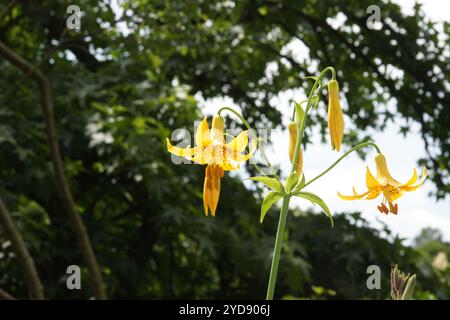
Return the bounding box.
[366,167,382,189]
[226,131,249,153]
[401,167,427,191]
[166,138,201,159]
[403,168,418,186]
[195,117,212,147]
[230,138,257,163]
[337,189,369,200]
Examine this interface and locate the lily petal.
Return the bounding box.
[401,167,427,191]
[375,154,402,187]
[366,188,382,200]
[230,138,257,162]
[221,162,240,171]
[195,118,212,147]
[203,175,211,216]
[210,115,225,145]
[192,145,213,165]
[385,189,404,202]
[210,165,222,216]
[166,138,201,159]
[226,131,249,153]
[337,189,369,200]
[366,167,381,189]
[404,168,418,186]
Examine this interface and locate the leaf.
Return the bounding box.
[285,172,299,194]
[293,191,334,227]
[401,275,416,300]
[293,102,305,124]
[293,173,306,192]
[260,192,283,223]
[248,176,285,194]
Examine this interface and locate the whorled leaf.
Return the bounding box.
[285,172,300,194]
[260,191,283,223]
[293,191,334,227]
[248,176,285,195]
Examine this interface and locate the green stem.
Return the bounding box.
[291,67,335,174]
[303,141,381,188]
[218,106,257,154]
[218,106,252,133]
[266,67,336,300]
[266,195,291,300]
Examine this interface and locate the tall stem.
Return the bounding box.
[266,67,336,300]
[292,67,335,174]
[218,106,253,133]
[266,195,290,300]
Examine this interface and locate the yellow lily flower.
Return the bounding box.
[166,115,255,216]
[338,153,427,215]
[327,80,344,151]
[288,122,303,175]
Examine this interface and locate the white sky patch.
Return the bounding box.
[395,0,449,22]
[111,0,132,36]
[194,93,239,116]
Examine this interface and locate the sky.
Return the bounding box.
[197,0,450,243]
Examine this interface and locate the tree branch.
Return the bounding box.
[0,196,43,299]
[0,40,107,299]
[0,287,16,300]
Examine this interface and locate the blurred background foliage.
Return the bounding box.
[0,0,448,299]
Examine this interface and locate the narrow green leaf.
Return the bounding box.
[249,176,285,194]
[401,275,416,300]
[285,172,299,194]
[293,191,334,227]
[293,102,305,125]
[293,173,306,192]
[260,192,283,223]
